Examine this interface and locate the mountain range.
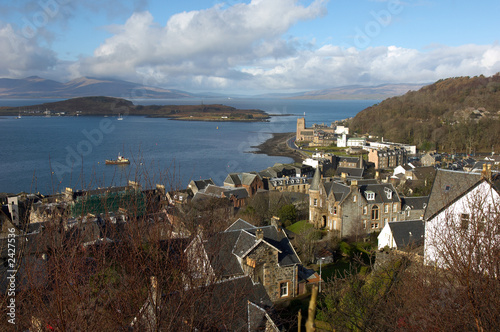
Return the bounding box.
[0,76,194,99]
[285,83,427,100]
[0,76,428,100]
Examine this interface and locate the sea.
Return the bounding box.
[0,98,379,194]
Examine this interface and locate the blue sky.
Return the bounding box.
[1,0,499,93]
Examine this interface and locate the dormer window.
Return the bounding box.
[365,191,375,201]
[384,187,392,199]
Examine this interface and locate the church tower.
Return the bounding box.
[296,117,306,141]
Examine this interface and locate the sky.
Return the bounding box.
[1,0,500,94]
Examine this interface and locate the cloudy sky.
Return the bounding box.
[1,0,499,93]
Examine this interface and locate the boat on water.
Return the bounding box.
[105,154,130,165]
[117,114,123,120]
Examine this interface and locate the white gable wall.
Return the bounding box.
[378,223,396,250]
[424,181,500,268]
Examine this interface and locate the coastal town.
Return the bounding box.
[1,114,499,330]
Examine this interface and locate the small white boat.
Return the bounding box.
[117,114,123,120]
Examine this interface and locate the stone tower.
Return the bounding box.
[296,117,306,141]
[309,167,326,228]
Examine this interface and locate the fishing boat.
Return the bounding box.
[105,153,130,165]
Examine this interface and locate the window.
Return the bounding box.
[333,206,337,215]
[460,213,470,230]
[365,191,375,200]
[371,205,379,220]
[371,222,380,229]
[313,198,317,206]
[393,203,398,213]
[384,217,388,225]
[363,206,367,215]
[384,204,389,213]
[280,282,289,297]
[392,216,397,222]
[478,217,486,233]
[385,187,392,199]
[353,195,357,202]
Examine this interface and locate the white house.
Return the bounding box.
[347,137,366,147]
[336,133,347,148]
[378,220,425,250]
[423,167,500,270]
[334,125,349,135]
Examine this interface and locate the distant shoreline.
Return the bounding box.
[250,132,303,163]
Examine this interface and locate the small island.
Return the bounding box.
[0,96,270,122]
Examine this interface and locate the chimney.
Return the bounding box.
[255,228,264,241]
[271,216,282,231]
[481,163,492,181]
[351,180,358,187]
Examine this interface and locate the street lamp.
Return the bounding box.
[319,257,325,293]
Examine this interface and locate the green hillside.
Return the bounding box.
[349,74,500,153]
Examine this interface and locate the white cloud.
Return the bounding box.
[2,1,500,94]
[0,23,57,77]
[74,0,328,89]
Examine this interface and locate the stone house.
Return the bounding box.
[187,178,215,195]
[224,172,265,198]
[420,152,441,167]
[401,196,429,220]
[185,218,302,302]
[203,184,249,208]
[368,147,407,170]
[338,155,365,169]
[309,168,402,237]
[268,176,311,194]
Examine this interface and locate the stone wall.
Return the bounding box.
[244,242,297,301]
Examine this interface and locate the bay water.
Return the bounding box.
[0,98,378,194]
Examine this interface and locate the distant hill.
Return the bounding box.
[287,83,427,100]
[0,76,194,99]
[349,74,500,152]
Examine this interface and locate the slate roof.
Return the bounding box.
[225,218,256,232]
[358,183,400,204]
[310,167,321,191]
[204,231,245,277]
[224,172,261,187]
[410,166,436,180]
[325,181,350,202]
[135,275,279,332]
[206,276,279,331]
[335,167,364,179]
[226,188,249,199]
[187,179,216,193]
[423,169,482,220]
[191,192,215,203]
[387,220,425,249]
[204,221,301,278]
[243,226,301,266]
[401,196,429,211]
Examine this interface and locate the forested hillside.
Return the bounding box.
[349,74,500,152]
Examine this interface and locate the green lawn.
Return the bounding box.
[287,220,313,233]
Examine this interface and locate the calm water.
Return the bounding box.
[0,98,378,194]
